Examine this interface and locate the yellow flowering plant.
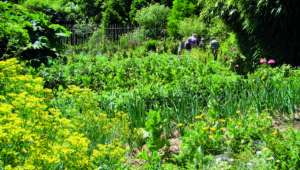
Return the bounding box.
[0,59,130,169]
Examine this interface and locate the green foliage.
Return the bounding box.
[3,52,300,169]
[100,0,131,28]
[145,110,168,151]
[2,1,300,169]
[73,0,104,22]
[135,3,169,38]
[177,17,207,37]
[92,141,128,169]
[0,2,70,66]
[177,110,300,169]
[144,39,158,51]
[130,0,173,22]
[265,130,300,169]
[129,0,150,21]
[198,0,300,65]
[39,52,300,131]
[206,18,229,38]
[22,0,83,27]
[22,0,65,11]
[39,53,238,127]
[177,16,228,42]
[119,29,146,49]
[0,58,129,169]
[139,150,162,169]
[219,32,250,73]
[167,0,197,36]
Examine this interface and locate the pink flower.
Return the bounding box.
[259,58,267,64]
[268,59,276,65]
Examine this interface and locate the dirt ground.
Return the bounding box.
[273,112,300,131]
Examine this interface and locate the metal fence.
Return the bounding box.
[60,24,138,46]
[59,23,169,48]
[105,24,137,41]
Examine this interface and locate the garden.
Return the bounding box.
[1,0,300,169]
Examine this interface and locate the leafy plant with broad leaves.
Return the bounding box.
[0,1,70,66]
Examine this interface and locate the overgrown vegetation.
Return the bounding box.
[1,0,300,169]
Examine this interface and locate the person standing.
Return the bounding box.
[199,37,205,49]
[177,33,198,57]
[186,33,198,50]
[210,38,220,60]
[177,41,185,57]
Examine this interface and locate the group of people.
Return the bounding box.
[178,33,220,60]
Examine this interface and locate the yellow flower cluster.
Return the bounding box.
[0,59,129,169]
[0,103,13,114]
[92,141,127,167]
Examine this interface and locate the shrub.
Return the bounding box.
[144,39,158,51]
[135,3,169,38]
[177,17,207,38]
[129,0,150,21]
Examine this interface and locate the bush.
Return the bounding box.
[177,17,207,38]
[144,39,158,51]
[129,0,150,21]
[135,3,169,38]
